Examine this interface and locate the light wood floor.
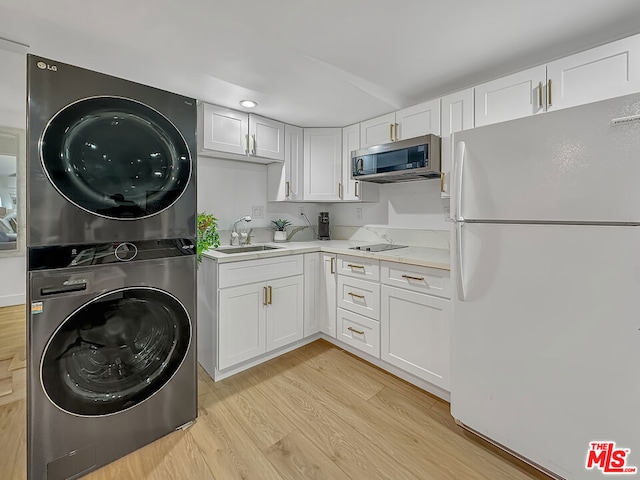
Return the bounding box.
[0,305,550,480]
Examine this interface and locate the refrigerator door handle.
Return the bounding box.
[454,141,466,221]
[456,222,466,301]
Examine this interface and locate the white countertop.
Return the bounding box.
[203,240,450,270]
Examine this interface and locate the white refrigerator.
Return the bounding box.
[450,93,640,479]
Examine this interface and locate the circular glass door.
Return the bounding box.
[41,287,191,416]
[40,97,191,219]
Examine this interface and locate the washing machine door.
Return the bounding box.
[40,287,191,416]
[40,96,192,220]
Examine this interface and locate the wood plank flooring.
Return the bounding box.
[0,305,551,480]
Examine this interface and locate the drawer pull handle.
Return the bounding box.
[348,292,365,299]
[347,264,365,269]
[348,326,365,335]
[401,274,425,281]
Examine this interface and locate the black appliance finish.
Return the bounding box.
[349,244,408,252]
[27,55,197,246]
[27,242,197,480]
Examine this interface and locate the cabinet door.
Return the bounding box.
[341,123,360,201]
[441,89,474,197]
[266,275,304,351]
[249,114,285,161]
[547,34,640,112]
[267,124,303,201]
[396,98,441,139]
[303,128,342,201]
[303,253,321,336]
[381,285,451,390]
[474,65,546,127]
[202,104,249,155]
[360,112,395,147]
[320,254,337,337]
[218,283,266,370]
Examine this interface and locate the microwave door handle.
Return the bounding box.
[454,141,466,221]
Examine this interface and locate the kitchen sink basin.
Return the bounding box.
[216,245,283,254]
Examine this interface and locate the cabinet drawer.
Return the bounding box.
[337,308,380,358]
[337,275,380,320]
[218,255,303,288]
[337,255,380,281]
[380,261,450,299]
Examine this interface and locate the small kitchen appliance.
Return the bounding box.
[318,212,330,240]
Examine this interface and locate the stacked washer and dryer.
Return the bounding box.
[26,56,198,480]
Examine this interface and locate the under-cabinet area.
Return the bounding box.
[197,242,452,400]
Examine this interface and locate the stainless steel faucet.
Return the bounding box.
[231,215,252,245]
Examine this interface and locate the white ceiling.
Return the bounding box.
[1,0,640,127]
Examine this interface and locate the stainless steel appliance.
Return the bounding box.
[318,211,330,240]
[27,55,196,246]
[351,134,441,183]
[450,93,640,479]
[27,239,197,480]
[349,244,407,252]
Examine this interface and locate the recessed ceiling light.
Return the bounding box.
[239,100,257,108]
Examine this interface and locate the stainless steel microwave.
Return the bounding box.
[351,134,441,183]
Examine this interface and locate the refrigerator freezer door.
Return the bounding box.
[451,223,640,479]
[453,93,640,223]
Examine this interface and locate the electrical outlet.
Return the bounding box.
[356,208,363,220]
[252,205,264,219]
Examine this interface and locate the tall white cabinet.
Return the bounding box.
[440,88,474,198]
[267,124,304,201]
[303,128,342,201]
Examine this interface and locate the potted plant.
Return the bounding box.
[271,218,291,242]
[197,212,220,263]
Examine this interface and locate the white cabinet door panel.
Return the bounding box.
[202,104,248,155]
[341,123,360,201]
[303,253,321,336]
[474,65,546,127]
[320,254,337,337]
[218,283,266,370]
[381,285,450,390]
[250,114,285,161]
[303,128,342,201]
[547,34,640,112]
[266,275,304,351]
[396,99,441,139]
[441,89,473,197]
[360,112,395,147]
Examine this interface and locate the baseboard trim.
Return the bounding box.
[0,293,25,307]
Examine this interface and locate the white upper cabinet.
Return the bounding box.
[341,123,360,201]
[249,114,285,161]
[267,124,303,201]
[198,103,284,163]
[546,34,640,112]
[360,112,396,148]
[360,101,440,148]
[199,103,249,156]
[474,65,547,127]
[396,99,441,139]
[303,128,342,201]
[441,88,474,198]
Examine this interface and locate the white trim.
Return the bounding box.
[0,293,25,307]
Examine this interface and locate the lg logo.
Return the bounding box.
[36,61,57,72]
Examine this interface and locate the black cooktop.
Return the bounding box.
[349,244,408,252]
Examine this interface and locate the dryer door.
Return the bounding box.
[40,97,192,220]
[40,287,191,416]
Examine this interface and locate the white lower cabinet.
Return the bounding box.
[380,284,451,391]
[337,308,380,358]
[320,253,337,337]
[214,255,305,373]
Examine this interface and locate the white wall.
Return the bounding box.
[330,180,449,230]
[0,255,25,306]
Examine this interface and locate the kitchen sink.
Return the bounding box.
[216,245,283,254]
